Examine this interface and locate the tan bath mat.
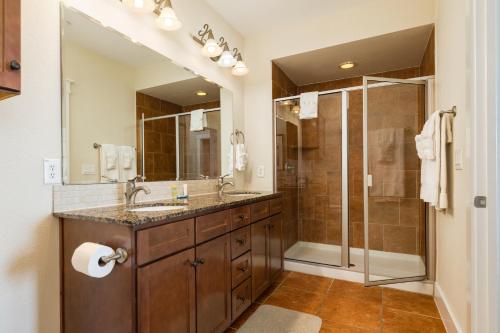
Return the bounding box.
[236,305,322,333]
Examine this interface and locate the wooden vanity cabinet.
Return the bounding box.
[60,196,282,333]
[138,249,196,333]
[251,212,283,301]
[0,0,21,99]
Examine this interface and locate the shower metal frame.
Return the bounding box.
[272,75,435,287]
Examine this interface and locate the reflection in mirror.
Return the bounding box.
[61,5,233,184]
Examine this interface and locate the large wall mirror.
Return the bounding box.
[60,5,234,184]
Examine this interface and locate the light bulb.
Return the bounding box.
[156,6,182,31]
[123,0,154,13]
[231,60,249,76]
[217,50,237,68]
[202,39,223,57]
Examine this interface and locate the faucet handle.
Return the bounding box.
[129,175,146,183]
[219,173,231,182]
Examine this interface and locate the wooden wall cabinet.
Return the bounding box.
[0,0,21,100]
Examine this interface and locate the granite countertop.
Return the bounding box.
[54,192,281,228]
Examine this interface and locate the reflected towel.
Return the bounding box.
[415,112,439,160]
[299,92,319,119]
[99,144,118,183]
[437,113,453,210]
[235,143,247,171]
[118,146,137,182]
[419,111,441,205]
[190,109,207,131]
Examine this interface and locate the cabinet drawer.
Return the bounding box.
[231,252,251,288]
[230,226,251,259]
[230,205,251,230]
[250,201,270,222]
[232,278,252,320]
[269,198,282,215]
[196,210,230,244]
[137,219,195,265]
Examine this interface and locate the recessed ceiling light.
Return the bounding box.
[339,61,356,70]
[196,90,207,96]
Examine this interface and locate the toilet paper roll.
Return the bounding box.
[71,242,116,278]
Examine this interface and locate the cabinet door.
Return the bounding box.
[196,234,231,333]
[0,0,21,96]
[251,218,270,301]
[269,214,283,282]
[138,249,196,333]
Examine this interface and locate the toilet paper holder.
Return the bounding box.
[99,248,128,265]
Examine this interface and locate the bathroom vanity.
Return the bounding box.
[56,193,283,333]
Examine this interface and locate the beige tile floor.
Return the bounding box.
[226,271,446,333]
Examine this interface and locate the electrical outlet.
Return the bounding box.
[44,158,61,184]
[256,165,265,178]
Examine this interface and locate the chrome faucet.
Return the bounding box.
[125,175,151,206]
[217,173,234,197]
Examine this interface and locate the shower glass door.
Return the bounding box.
[275,92,347,268]
[363,76,427,285]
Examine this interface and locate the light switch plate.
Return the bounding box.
[455,148,464,170]
[44,158,61,184]
[256,165,265,178]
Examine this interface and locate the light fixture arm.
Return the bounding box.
[153,0,172,15]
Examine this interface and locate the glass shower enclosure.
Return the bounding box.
[274,76,428,286]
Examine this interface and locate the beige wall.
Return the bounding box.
[63,41,136,183]
[0,1,61,332]
[0,0,245,331]
[242,0,436,190]
[434,0,469,331]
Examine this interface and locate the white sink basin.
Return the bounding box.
[128,205,187,213]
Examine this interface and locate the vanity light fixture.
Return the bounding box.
[231,53,249,76]
[217,44,237,68]
[292,105,300,114]
[196,90,208,96]
[121,0,182,31]
[339,61,356,69]
[193,24,249,76]
[155,0,182,31]
[122,0,155,13]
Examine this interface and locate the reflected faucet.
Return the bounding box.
[217,173,234,197]
[125,175,151,206]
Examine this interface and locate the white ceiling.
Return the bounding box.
[204,0,366,37]
[273,25,434,85]
[139,77,220,106]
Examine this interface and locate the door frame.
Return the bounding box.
[468,0,500,331]
[362,76,428,286]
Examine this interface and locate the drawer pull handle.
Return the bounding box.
[236,238,246,245]
[236,295,246,302]
[238,266,248,272]
[238,214,246,220]
[189,258,205,267]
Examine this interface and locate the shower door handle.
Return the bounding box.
[367,175,373,187]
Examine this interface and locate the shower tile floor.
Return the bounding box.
[285,241,426,279]
[225,271,446,333]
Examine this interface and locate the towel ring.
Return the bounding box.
[230,130,246,145]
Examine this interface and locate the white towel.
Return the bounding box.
[118,146,137,182]
[190,109,207,131]
[99,144,118,183]
[437,114,453,210]
[235,143,248,172]
[299,92,319,119]
[415,112,438,160]
[419,112,441,205]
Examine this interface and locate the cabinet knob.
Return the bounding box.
[197,258,205,265]
[238,214,246,220]
[236,238,246,245]
[9,60,21,71]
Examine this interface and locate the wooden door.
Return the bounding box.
[251,218,270,301]
[269,214,283,282]
[196,234,231,333]
[0,0,21,98]
[138,249,196,333]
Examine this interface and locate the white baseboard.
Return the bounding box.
[285,260,434,295]
[434,283,464,333]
